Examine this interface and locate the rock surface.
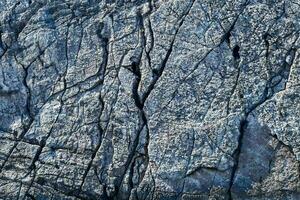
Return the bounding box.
[0,0,300,199]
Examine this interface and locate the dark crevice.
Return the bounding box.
[228,46,297,198]
[141,28,176,104]
[24,22,73,197]
[4,0,297,199]
[25,193,36,200]
[153,5,249,119]
[220,3,246,46]
[224,31,232,45]
[128,155,141,190]
[28,101,63,171]
[116,58,149,200]
[232,45,240,60]
[145,0,154,69]
[228,119,248,200]
[263,33,271,58]
[222,19,237,46]
[113,11,153,198]
[247,48,296,115]
[0,52,35,173]
[100,185,110,200]
[78,24,110,193]
[184,131,196,176]
[22,62,34,122]
[118,2,197,196]
[141,0,196,104]
[5,1,46,42]
[132,61,143,109]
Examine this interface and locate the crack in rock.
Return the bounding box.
[0,0,299,199]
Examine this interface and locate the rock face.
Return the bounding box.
[0,0,299,199]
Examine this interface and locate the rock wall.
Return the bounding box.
[0,0,299,199]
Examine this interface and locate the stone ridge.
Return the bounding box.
[0,0,299,199]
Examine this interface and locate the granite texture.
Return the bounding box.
[0,0,300,199]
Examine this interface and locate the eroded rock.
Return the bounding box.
[0,0,299,199]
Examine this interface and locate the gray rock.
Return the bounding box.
[0,0,299,199]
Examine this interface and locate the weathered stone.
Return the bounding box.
[0,0,299,199]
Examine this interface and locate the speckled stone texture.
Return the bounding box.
[0,0,299,199]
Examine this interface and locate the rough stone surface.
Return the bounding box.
[0,0,299,199]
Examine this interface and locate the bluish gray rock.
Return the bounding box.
[0,0,299,199]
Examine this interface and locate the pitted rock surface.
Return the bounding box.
[0,0,300,199]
